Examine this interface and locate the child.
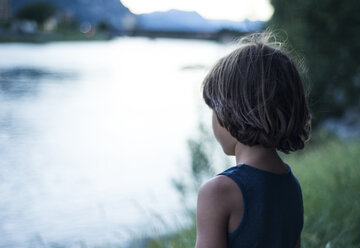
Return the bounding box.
[195,32,311,248]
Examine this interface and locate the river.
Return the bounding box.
[0,37,233,247]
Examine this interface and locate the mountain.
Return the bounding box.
[10,0,135,30]
[10,1,263,34]
[136,9,264,33]
[137,9,215,32]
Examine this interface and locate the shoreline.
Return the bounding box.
[0,29,247,43]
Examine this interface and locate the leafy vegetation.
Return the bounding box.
[16,2,56,25]
[268,0,360,127]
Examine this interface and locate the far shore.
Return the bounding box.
[0,28,247,43]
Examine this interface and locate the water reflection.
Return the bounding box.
[0,67,76,97]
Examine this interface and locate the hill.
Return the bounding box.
[10,0,135,30]
[9,1,263,37]
[136,9,264,33]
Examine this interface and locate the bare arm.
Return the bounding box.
[195,176,234,248]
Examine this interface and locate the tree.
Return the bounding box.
[268,0,360,127]
[16,2,55,26]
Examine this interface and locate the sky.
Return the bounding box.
[121,0,274,21]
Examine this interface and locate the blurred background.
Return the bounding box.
[0,0,359,247]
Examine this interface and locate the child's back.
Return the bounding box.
[218,163,303,247]
[195,32,310,248]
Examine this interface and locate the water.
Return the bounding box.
[0,37,232,247]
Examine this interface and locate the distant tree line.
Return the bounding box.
[16,2,55,25]
[12,1,113,35]
[268,0,360,127]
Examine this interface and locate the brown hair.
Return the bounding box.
[202,32,311,153]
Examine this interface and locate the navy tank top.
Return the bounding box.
[218,163,303,248]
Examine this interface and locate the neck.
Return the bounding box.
[234,142,285,172]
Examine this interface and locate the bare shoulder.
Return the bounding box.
[198,175,239,211]
[199,175,236,195]
[195,175,237,248]
[196,175,243,248]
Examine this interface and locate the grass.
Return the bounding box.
[142,134,360,248]
[288,138,360,247]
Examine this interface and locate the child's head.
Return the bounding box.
[202,32,311,154]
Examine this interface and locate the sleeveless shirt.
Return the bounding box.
[218,163,303,248]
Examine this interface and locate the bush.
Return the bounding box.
[268,0,360,127]
[16,2,56,25]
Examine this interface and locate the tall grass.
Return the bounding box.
[143,129,360,248]
[288,138,360,248]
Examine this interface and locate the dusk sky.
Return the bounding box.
[121,0,274,21]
